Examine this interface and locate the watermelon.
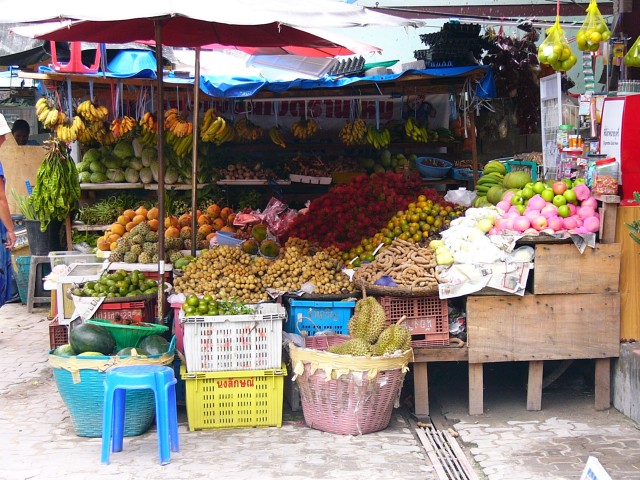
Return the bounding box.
[137,335,170,355]
[70,323,116,355]
[53,344,76,356]
[116,347,150,357]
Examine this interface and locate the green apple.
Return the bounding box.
[521,186,535,200]
[515,204,526,214]
[533,181,546,194]
[553,194,567,207]
[563,189,577,204]
[557,205,571,218]
[510,194,524,206]
[541,188,555,202]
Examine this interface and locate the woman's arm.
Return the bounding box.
[0,180,16,249]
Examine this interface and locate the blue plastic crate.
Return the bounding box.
[286,300,356,336]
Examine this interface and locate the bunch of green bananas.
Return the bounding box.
[166,130,193,158]
[339,119,367,145]
[474,161,507,202]
[404,117,429,143]
[366,124,391,149]
[268,127,287,148]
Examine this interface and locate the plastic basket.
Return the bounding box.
[48,352,175,437]
[451,168,483,182]
[93,298,157,324]
[181,303,286,372]
[285,300,356,336]
[49,318,69,350]
[415,157,452,179]
[14,255,30,304]
[504,160,538,181]
[216,231,243,247]
[48,251,99,269]
[180,363,286,431]
[85,318,168,351]
[288,342,411,435]
[379,296,449,347]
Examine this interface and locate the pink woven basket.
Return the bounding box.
[293,335,409,435]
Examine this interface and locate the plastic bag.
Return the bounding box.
[576,0,611,52]
[444,188,477,207]
[538,18,577,72]
[624,35,640,67]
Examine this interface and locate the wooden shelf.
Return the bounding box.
[144,183,208,191]
[81,183,144,190]
[71,223,110,232]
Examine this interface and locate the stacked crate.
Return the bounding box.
[179,303,287,431]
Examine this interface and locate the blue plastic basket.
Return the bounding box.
[415,157,453,179]
[216,231,243,247]
[286,300,356,336]
[451,168,483,182]
[13,255,30,304]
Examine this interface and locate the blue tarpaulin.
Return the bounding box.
[37,60,495,99]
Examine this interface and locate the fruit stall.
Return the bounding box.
[15,50,628,435]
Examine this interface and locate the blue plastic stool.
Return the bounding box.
[101,365,179,465]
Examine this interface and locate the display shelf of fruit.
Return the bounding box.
[71,269,159,298]
[180,295,255,317]
[77,138,157,185]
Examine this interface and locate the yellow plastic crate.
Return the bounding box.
[180,364,286,431]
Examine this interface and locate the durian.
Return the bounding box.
[327,338,373,356]
[373,315,411,355]
[348,296,387,344]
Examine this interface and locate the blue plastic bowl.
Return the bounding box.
[415,157,453,179]
[216,231,243,247]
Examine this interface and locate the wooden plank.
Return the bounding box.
[416,428,450,480]
[413,346,469,363]
[1,141,46,215]
[467,293,620,363]
[527,361,544,411]
[599,197,620,244]
[532,243,621,294]
[413,362,430,417]
[468,363,483,415]
[615,206,640,341]
[594,358,611,410]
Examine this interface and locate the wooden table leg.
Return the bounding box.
[527,360,544,411]
[594,358,611,410]
[468,363,483,415]
[413,362,429,417]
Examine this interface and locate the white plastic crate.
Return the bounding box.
[181,303,286,372]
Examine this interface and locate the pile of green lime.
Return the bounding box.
[181,294,255,317]
[73,269,159,298]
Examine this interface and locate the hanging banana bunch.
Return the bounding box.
[139,111,158,147]
[199,108,234,145]
[291,117,318,140]
[55,115,85,145]
[234,117,264,143]
[366,123,391,149]
[268,126,287,148]
[35,97,66,130]
[110,115,137,140]
[404,117,429,143]
[77,99,109,123]
[339,118,367,146]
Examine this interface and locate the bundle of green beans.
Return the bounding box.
[31,141,81,232]
[77,194,148,226]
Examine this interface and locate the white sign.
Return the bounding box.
[599,98,624,184]
[580,456,613,480]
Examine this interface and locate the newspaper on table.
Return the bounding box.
[438,260,532,299]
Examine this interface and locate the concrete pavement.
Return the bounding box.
[1,303,640,479]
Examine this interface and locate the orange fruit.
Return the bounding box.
[132,215,146,225]
[111,223,125,236]
[148,219,159,231]
[117,215,129,226]
[212,218,225,231]
[165,216,179,228]
[220,207,231,220]
[123,209,136,221]
[226,213,236,226]
[165,226,180,238]
[197,214,211,226]
[135,206,148,218]
[97,238,111,251]
[219,225,235,233]
[178,214,192,228]
[198,224,213,236]
[146,207,159,220]
[107,233,121,243]
[110,241,118,251]
[125,221,136,232]
[206,232,216,241]
[206,204,221,219]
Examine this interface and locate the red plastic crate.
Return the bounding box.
[141,271,172,283]
[93,300,155,324]
[49,318,69,349]
[378,296,449,347]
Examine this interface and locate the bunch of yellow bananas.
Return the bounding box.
[199,109,234,145]
[36,98,66,129]
[338,119,367,145]
[139,111,157,147]
[405,117,429,143]
[268,127,287,148]
[77,100,109,122]
[166,130,193,158]
[84,121,115,146]
[366,124,391,149]
[291,118,318,140]
[164,108,193,138]
[234,117,264,143]
[110,116,137,139]
[55,116,85,144]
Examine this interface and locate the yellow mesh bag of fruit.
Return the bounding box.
[624,35,640,67]
[538,18,577,72]
[576,0,611,52]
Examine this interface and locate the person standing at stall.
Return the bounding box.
[11,119,38,146]
[0,114,17,307]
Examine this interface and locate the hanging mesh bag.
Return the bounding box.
[538,18,577,72]
[576,0,611,52]
[624,35,640,68]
